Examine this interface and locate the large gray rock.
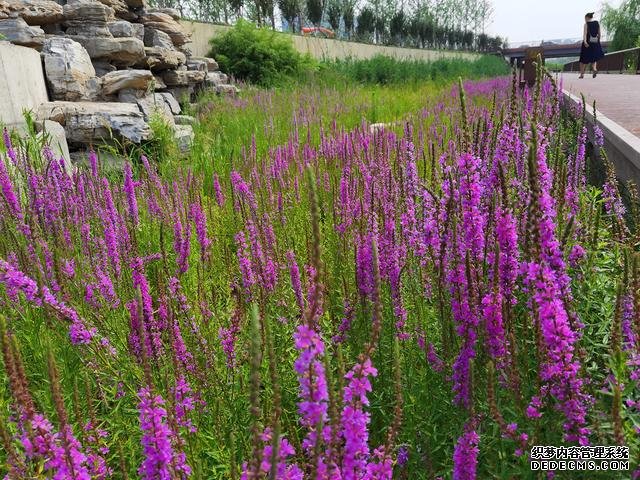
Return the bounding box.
[71,35,145,66]
[64,0,114,23]
[3,0,63,25]
[37,101,151,145]
[141,46,185,71]
[161,69,206,86]
[135,92,175,124]
[138,11,189,46]
[42,37,100,101]
[102,69,153,95]
[0,18,44,49]
[136,92,180,119]
[109,20,144,40]
[64,0,115,37]
[143,27,173,49]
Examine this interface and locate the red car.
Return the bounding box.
[301,27,335,38]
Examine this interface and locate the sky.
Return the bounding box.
[486,0,623,45]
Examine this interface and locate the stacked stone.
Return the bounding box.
[0,0,237,153]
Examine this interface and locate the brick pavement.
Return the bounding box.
[561,73,640,137]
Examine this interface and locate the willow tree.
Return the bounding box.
[602,0,640,50]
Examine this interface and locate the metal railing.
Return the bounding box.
[563,47,640,73]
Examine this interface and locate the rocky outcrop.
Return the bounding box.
[42,37,101,101]
[0,18,44,48]
[1,0,238,161]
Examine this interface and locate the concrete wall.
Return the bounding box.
[180,21,480,62]
[0,41,49,129]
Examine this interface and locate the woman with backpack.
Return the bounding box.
[579,12,605,78]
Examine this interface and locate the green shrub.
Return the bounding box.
[209,20,316,87]
[323,54,509,85]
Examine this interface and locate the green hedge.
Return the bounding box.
[209,20,316,87]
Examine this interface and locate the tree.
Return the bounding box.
[389,10,407,45]
[326,0,342,32]
[228,0,244,19]
[279,0,300,31]
[602,0,640,51]
[306,0,324,26]
[342,0,356,38]
[254,0,276,27]
[356,6,375,41]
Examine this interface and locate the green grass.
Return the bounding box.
[174,55,509,183]
[321,54,509,85]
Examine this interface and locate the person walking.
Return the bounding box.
[579,12,605,78]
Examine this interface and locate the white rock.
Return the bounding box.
[101,69,154,95]
[136,92,180,120]
[64,0,115,23]
[37,101,150,145]
[42,37,101,101]
[71,35,146,66]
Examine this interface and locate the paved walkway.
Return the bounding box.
[560,74,640,137]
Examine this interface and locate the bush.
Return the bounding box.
[209,20,316,87]
[323,54,509,85]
